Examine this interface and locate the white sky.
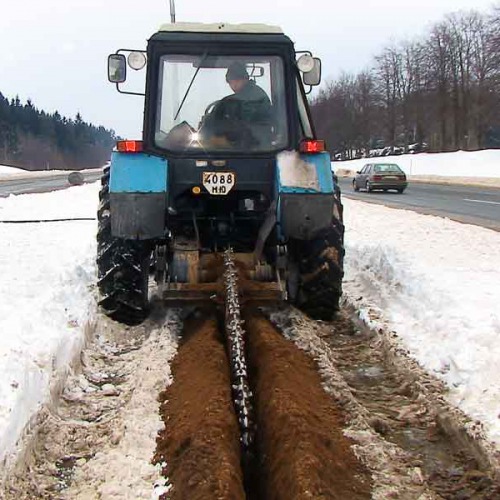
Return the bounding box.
[0,0,497,138]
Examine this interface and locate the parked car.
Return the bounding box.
[408,142,428,154]
[380,146,404,156]
[368,148,383,157]
[353,163,408,193]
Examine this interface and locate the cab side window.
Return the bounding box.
[297,79,314,139]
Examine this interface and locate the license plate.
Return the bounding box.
[385,176,398,180]
[202,171,236,195]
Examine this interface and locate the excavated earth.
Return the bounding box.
[154,313,245,499]
[244,311,371,499]
[155,308,371,499]
[3,301,500,499]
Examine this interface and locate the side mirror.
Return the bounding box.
[108,54,126,83]
[303,58,322,86]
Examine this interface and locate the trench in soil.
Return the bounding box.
[154,306,372,499]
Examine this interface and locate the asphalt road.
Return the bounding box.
[338,177,500,231]
[0,170,102,198]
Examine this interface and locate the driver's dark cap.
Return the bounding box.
[226,62,249,82]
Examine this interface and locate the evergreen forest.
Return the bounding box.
[0,93,116,170]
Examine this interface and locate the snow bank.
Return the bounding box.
[0,165,26,176]
[343,198,500,447]
[0,183,99,466]
[334,149,500,179]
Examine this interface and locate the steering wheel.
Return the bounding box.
[204,100,220,116]
[198,99,223,136]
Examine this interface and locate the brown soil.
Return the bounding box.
[244,311,372,499]
[154,313,245,500]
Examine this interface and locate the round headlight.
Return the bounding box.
[127,52,147,71]
[297,54,315,73]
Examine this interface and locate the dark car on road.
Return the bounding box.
[353,163,408,193]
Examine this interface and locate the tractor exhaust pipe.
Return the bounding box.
[169,0,176,23]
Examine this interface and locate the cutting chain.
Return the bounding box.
[223,249,255,458]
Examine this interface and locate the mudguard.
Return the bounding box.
[276,151,334,240]
[109,151,168,239]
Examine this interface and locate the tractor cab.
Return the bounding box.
[109,23,322,158]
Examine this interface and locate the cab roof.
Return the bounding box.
[158,22,284,34]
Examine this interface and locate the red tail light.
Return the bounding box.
[398,175,406,180]
[299,139,325,154]
[117,140,143,153]
[372,175,382,181]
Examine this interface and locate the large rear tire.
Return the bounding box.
[290,190,345,321]
[96,167,152,325]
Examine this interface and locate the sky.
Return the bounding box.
[0,0,497,138]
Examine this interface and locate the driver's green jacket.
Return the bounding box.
[202,80,273,148]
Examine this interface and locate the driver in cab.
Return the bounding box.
[201,62,273,149]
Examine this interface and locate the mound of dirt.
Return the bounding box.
[245,312,372,499]
[154,314,245,500]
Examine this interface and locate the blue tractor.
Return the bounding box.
[98,22,344,324]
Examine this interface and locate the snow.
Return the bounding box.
[61,312,179,499]
[334,150,500,446]
[277,151,320,191]
[0,183,99,467]
[335,148,500,179]
[343,199,500,446]
[159,22,283,34]
[0,148,500,485]
[0,165,26,176]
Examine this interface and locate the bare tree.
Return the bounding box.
[310,4,500,156]
[375,45,401,147]
[353,71,377,152]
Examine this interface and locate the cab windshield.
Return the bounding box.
[155,54,288,154]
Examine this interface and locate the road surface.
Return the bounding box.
[2,171,499,231]
[0,170,102,197]
[338,177,500,231]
